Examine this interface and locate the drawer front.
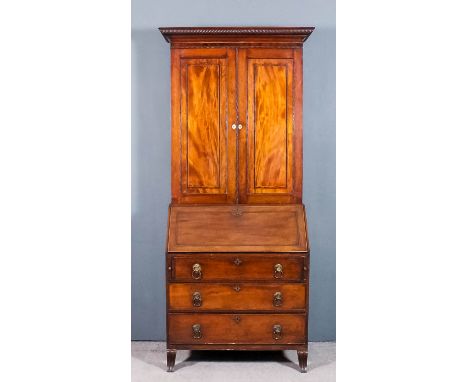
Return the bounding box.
[168,313,306,345]
[171,254,305,281]
[169,283,306,311]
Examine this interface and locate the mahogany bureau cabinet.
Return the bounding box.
[159,26,315,373]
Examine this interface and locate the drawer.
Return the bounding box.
[168,313,306,345]
[169,283,306,311]
[170,254,305,281]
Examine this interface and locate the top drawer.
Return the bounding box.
[170,254,306,282]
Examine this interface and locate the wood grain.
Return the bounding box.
[172,47,303,204]
[186,63,221,188]
[169,283,306,311]
[167,204,308,252]
[168,313,306,345]
[181,58,225,193]
[292,48,304,200]
[171,254,306,281]
[238,48,299,203]
[171,49,237,203]
[253,63,288,189]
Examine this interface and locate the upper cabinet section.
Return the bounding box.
[161,27,314,204]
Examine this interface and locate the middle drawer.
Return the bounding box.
[168,283,306,311]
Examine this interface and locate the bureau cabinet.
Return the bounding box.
[160,27,314,373]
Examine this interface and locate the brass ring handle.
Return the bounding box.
[192,291,202,307]
[192,324,202,339]
[273,263,283,279]
[272,324,282,340]
[273,291,283,307]
[192,263,202,280]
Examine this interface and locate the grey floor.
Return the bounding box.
[132,341,336,381]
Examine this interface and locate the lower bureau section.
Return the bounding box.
[168,313,306,345]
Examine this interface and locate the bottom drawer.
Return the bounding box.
[168,313,306,345]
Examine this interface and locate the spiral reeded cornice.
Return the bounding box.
[159,26,315,44]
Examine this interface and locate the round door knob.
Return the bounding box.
[238,124,243,130]
[231,124,237,130]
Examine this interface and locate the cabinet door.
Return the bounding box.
[237,49,302,203]
[171,49,237,203]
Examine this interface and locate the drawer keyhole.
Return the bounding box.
[233,258,242,266]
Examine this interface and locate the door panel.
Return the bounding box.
[171,49,237,203]
[186,64,221,188]
[252,62,290,190]
[238,49,302,203]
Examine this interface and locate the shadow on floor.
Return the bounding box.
[175,350,300,372]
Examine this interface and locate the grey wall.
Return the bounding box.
[132,0,335,341]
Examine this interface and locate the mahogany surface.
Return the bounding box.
[237,48,303,203]
[161,26,313,372]
[170,253,306,282]
[170,46,304,204]
[169,283,306,311]
[168,313,306,345]
[167,204,308,252]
